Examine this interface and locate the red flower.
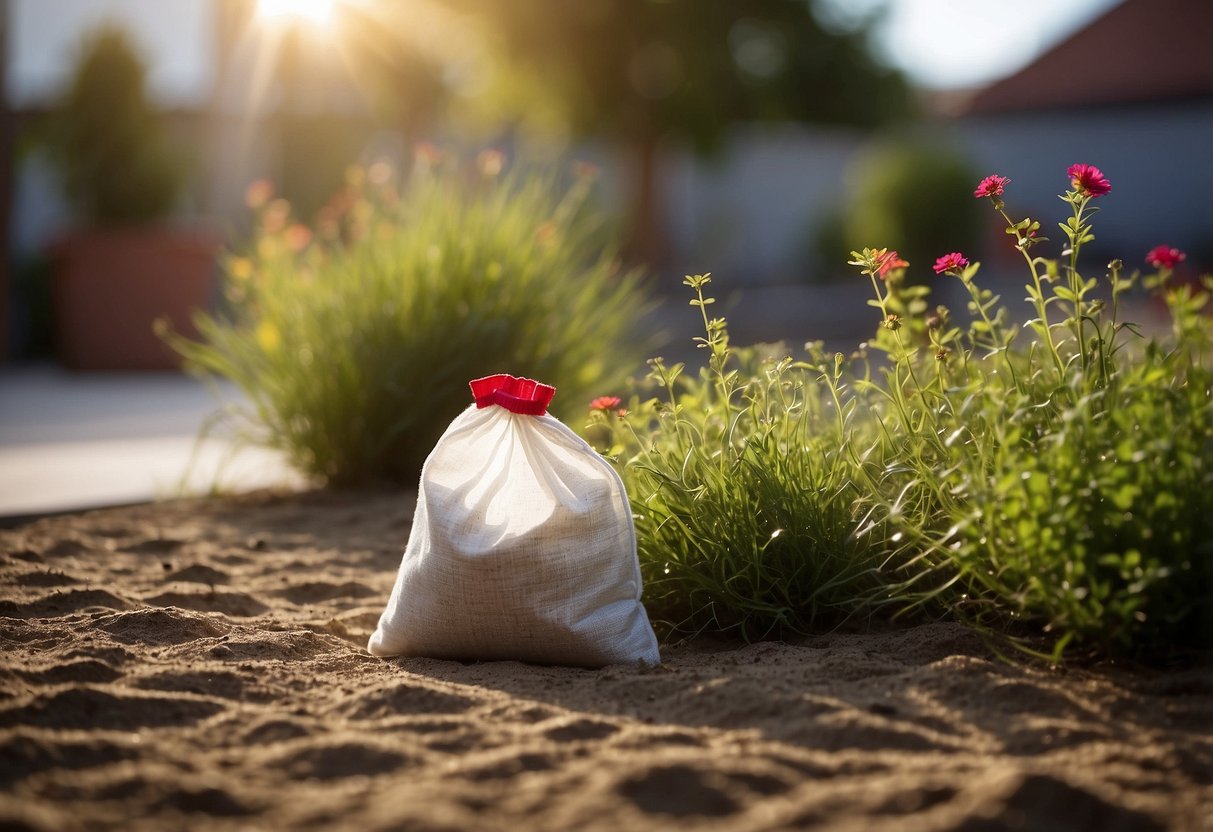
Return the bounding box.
[973,174,1010,199]
[933,252,970,275]
[875,250,909,280]
[1145,245,1186,270]
[1067,163,1111,197]
[590,396,622,411]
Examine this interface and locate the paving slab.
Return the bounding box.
[0,365,303,519]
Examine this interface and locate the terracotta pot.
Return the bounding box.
[52,226,220,371]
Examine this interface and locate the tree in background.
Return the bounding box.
[823,135,981,281]
[317,0,912,268]
[42,26,184,224]
[452,0,913,267]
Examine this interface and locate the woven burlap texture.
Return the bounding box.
[368,404,661,667]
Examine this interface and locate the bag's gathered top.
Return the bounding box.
[470,374,556,416]
[367,373,661,668]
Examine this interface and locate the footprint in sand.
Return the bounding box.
[464,750,558,782]
[423,726,489,755]
[0,733,139,787]
[10,569,80,588]
[40,539,92,559]
[617,763,742,818]
[0,687,224,731]
[134,668,265,702]
[241,719,312,745]
[276,581,378,605]
[966,772,1166,832]
[0,588,134,618]
[269,741,415,781]
[543,718,620,743]
[92,607,230,645]
[122,538,188,556]
[143,590,269,618]
[342,682,478,720]
[17,658,124,686]
[163,564,230,585]
[153,785,257,818]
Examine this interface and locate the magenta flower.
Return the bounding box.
[933,252,970,275]
[1067,163,1111,197]
[1145,245,1186,270]
[973,174,1010,199]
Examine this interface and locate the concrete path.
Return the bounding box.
[0,365,303,520]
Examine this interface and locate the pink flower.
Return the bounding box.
[285,223,313,252]
[875,250,909,280]
[1145,245,1186,270]
[973,174,1010,199]
[590,396,622,411]
[414,142,442,166]
[933,252,969,275]
[1067,163,1111,197]
[477,148,505,177]
[572,160,601,181]
[244,179,274,210]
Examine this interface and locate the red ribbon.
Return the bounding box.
[469,374,555,416]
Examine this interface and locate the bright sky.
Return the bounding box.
[5,0,1124,106]
[851,0,1123,89]
[7,0,214,107]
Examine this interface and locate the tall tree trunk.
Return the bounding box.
[623,131,668,276]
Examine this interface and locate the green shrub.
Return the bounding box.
[42,26,184,223]
[169,157,649,485]
[837,137,980,281]
[606,164,1212,660]
[845,170,1213,659]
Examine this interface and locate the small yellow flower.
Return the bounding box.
[883,314,902,331]
[255,320,281,353]
[229,257,254,281]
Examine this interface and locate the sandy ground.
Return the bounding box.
[0,489,1210,831]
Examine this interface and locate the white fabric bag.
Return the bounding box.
[368,374,660,667]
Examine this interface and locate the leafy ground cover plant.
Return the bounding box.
[170,154,648,485]
[602,164,1211,659]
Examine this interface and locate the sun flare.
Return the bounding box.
[257,0,337,26]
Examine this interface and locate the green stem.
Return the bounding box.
[1068,197,1087,374]
[998,207,1064,378]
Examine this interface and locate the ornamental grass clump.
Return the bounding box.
[591,274,897,639]
[847,164,1213,659]
[170,155,648,485]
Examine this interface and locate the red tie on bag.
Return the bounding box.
[470,374,556,416]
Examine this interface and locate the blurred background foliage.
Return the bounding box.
[241,0,916,265]
[815,135,981,279]
[39,25,186,225]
